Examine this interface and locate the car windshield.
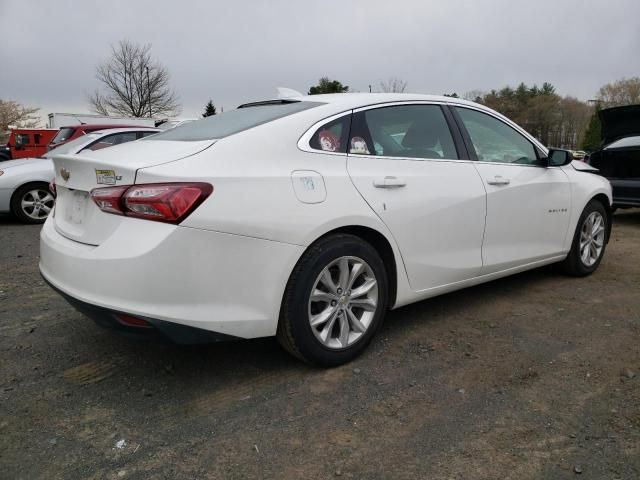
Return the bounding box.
[51,127,76,144]
[605,135,640,150]
[45,133,101,157]
[147,101,323,142]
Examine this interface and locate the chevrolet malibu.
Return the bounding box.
[41,93,612,366]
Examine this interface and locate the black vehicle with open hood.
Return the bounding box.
[588,105,640,209]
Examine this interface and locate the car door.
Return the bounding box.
[346,103,487,292]
[453,106,571,274]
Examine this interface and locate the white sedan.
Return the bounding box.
[40,93,612,366]
[0,127,159,223]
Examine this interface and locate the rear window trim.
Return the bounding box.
[298,111,354,157]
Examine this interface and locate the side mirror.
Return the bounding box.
[547,148,573,167]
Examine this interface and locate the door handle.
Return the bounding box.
[486,176,510,186]
[373,176,406,188]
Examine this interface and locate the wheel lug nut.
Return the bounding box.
[331,300,337,306]
[337,288,342,294]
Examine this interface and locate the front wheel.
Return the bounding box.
[277,234,389,367]
[559,200,609,276]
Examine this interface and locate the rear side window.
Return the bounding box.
[349,105,459,160]
[51,127,76,144]
[138,131,158,139]
[46,133,101,157]
[309,115,351,153]
[149,101,323,142]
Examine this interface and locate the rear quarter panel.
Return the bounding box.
[135,113,414,307]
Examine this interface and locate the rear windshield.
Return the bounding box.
[147,101,322,142]
[51,127,76,144]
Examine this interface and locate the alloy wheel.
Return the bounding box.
[21,188,54,220]
[308,256,378,350]
[579,211,605,267]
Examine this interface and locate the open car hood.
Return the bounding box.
[599,105,640,144]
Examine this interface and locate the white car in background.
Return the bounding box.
[0,127,159,223]
[40,93,612,366]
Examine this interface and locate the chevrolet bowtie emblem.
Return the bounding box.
[60,168,70,181]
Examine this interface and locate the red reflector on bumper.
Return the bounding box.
[115,313,152,328]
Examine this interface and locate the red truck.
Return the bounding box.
[0,128,58,161]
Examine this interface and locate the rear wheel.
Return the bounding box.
[277,234,389,367]
[559,200,609,276]
[11,182,55,224]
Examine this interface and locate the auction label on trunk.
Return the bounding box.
[95,169,117,185]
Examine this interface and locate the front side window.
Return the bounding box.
[349,105,459,160]
[309,115,350,153]
[456,107,539,165]
[15,134,30,147]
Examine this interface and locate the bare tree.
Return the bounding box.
[0,100,41,131]
[463,90,484,103]
[596,77,640,107]
[379,77,408,93]
[89,40,181,118]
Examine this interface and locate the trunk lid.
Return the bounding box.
[599,105,640,144]
[51,139,214,245]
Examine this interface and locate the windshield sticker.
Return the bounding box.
[350,137,370,155]
[95,169,118,185]
[319,129,340,152]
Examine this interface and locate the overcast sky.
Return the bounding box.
[1,0,639,122]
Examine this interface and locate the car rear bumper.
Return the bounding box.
[43,276,238,343]
[40,216,304,340]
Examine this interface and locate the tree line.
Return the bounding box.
[3,37,639,152]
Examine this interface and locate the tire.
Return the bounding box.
[277,234,389,367]
[559,199,609,276]
[10,182,55,224]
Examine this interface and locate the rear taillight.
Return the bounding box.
[91,185,129,215]
[90,183,213,223]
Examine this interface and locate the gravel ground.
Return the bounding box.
[0,211,639,480]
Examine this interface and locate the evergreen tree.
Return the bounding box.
[202,100,217,117]
[581,105,602,151]
[308,77,349,95]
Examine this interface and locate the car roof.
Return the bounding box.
[276,92,478,111]
[60,124,156,130]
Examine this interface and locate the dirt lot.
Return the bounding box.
[0,211,639,480]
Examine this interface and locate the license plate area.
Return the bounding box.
[65,190,90,225]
